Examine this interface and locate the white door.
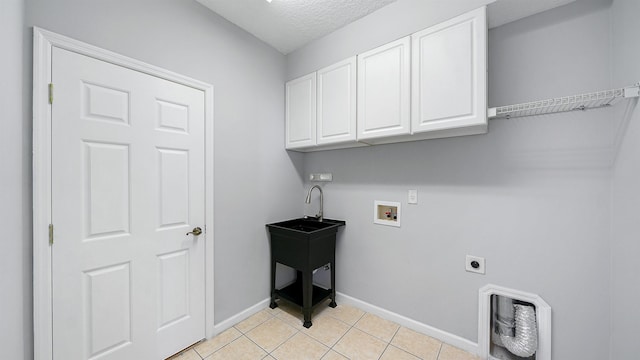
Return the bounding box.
[357,36,411,141]
[317,56,357,146]
[411,6,487,133]
[51,47,205,360]
[285,72,317,149]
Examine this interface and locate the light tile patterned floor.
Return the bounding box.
[167,301,480,360]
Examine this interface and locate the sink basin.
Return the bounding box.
[266,217,345,271]
[267,217,344,233]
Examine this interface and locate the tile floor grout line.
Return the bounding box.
[376,325,403,360]
[193,347,203,359]
[326,319,356,360]
[201,335,243,360]
[324,306,374,360]
[233,314,279,355]
[377,342,391,360]
[266,326,300,358]
[303,330,333,360]
[435,341,443,360]
[240,309,277,334]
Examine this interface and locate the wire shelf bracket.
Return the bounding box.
[488,83,640,120]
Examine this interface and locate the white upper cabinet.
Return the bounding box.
[285,6,488,151]
[357,36,411,142]
[285,73,316,149]
[317,56,357,145]
[411,6,487,136]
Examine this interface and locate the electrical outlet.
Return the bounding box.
[465,255,485,274]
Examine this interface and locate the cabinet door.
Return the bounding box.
[317,56,357,145]
[411,6,487,134]
[357,37,411,141]
[286,73,316,149]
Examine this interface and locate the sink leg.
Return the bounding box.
[302,270,313,328]
[329,260,337,308]
[270,259,278,309]
[303,319,312,328]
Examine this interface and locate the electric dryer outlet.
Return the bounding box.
[465,255,485,274]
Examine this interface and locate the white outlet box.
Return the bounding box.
[465,255,485,274]
[373,200,401,227]
[408,189,418,204]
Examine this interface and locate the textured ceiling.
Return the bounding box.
[196,0,576,55]
[196,0,398,54]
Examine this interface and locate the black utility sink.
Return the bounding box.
[267,217,344,234]
[266,217,345,328]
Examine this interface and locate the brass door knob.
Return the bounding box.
[186,227,203,236]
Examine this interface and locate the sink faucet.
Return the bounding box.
[305,185,323,222]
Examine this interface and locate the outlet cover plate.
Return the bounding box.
[408,189,418,204]
[310,173,333,182]
[465,255,485,274]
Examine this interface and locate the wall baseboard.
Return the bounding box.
[212,297,271,335]
[336,292,479,356]
[211,292,479,356]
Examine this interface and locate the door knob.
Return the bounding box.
[186,227,203,236]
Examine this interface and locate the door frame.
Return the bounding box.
[32,27,215,360]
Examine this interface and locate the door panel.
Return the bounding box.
[158,148,190,228]
[147,73,205,359]
[317,56,357,145]
[83,262,132,359]
[156,99,190,133]
[416,20,473,122]
[83,142,130,239]
[357,37,411,140]
[157,250,190,329]
[411,6,487,133]
[52,46,205,360]
[82,82,130,124]
[285,73,316,149]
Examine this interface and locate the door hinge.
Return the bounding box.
[48,83,53,104]
[48,224,54,245]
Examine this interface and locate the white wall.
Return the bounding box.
[24,0,304,336]
[0,0,31,358]
[610,0,640,358]
[7,0,633,359]
[293,0,614,359]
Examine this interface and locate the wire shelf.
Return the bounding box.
[488,83,640,119]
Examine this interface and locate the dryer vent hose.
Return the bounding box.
[499,304,538,358]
